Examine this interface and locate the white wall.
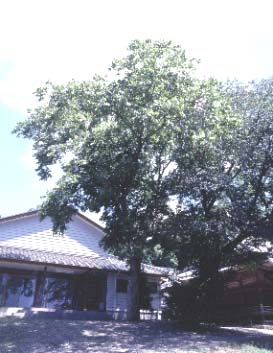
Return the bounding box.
[106,272,117,311]
[106,272,162,313]
[0,214,108,259]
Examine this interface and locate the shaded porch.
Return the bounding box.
[0,265,107,312]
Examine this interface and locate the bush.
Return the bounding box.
[163,276,225,327]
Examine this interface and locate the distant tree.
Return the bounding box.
[163,78,273,324]
[173,78,273,270]
[14,40,199,321]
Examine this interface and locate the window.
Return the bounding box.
[147,282,158,294]
[116,279,128,293]
[43,277,72,309]
[0,274,35,308]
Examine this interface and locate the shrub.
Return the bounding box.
[163,276,225,327]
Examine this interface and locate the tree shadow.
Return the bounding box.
[0,318,272,353]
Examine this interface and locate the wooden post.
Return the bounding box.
[113,273,117,319]
[0,273,8,306]
[33,268,46,307]
[100,274,107,311]
[83,271,90,310]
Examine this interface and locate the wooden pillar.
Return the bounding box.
[33,268,46,307]
[83,271,89,310]
[100,274,107,311]
[71,275,80,310]
[0,273,8,307]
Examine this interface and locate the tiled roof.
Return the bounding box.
[0,211,170,276]
[0,245,171,275]
[0,245,125,271]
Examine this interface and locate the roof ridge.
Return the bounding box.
[0,210,39,223]
[0,209,104,232]
[0,244,109,261]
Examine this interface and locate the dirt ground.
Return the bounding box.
[0,318,272,353]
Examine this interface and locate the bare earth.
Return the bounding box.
[0,318,272,353]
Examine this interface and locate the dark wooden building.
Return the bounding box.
[220,261,273,325]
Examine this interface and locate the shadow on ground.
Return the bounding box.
[0,317,272,353]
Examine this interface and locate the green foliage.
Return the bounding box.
[166,78,273,276]
[14,40,197,262]
[14,40,200,321]
[163,275,225,327]
[161,78,273,326]
[14,39,273,322]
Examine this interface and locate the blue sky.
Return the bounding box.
[1,0,273,221]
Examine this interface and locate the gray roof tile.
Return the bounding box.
[0,211,171,276]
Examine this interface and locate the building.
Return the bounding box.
[219,262,273,325]
[0,210,169,320]
[175,261,273,325]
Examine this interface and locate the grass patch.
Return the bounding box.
[240,344,273,353]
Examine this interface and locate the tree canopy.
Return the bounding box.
[167,79,273,276]
[15,40,200,320]
[163,78,273,326]
[14,39,273,322]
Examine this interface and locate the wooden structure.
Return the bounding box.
[219,262,273,325]
[0,211,169,319]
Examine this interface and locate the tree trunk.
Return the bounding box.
[127,257,141,321]
[198,256,224,322]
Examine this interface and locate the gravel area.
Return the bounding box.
[0,318,273,353]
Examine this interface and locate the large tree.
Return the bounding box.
[14,40,199,320]
[159,79,273,325]
[164,78,273,321]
